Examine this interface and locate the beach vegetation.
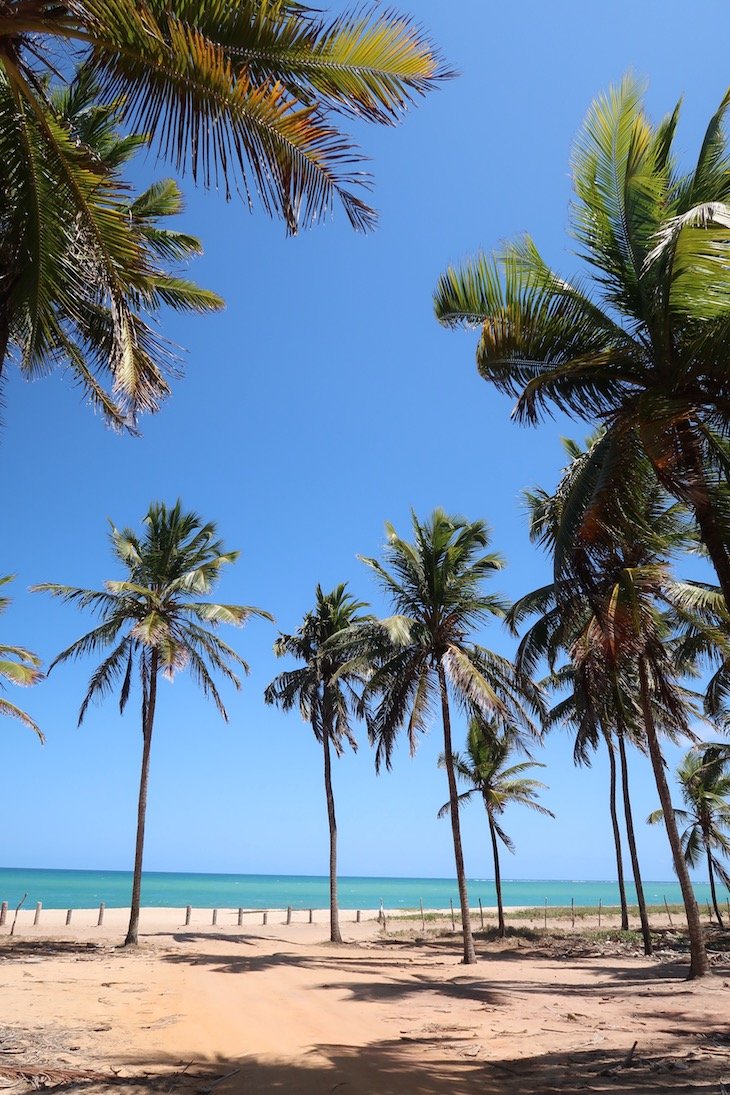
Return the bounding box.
[509,436,713,974]
[437,716,554,937]
[648,748,730,929]
[357,508,543,964]
[33,501,271,945]
[264,583,371,945]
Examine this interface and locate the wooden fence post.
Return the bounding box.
[185,905,192,926]
[571,897,575,929]
[356,910,361,923]
[97,902,105,927]
[663,896,673,927]
[478,898,484,930]
[309,909,313,924]
[66,909,72,926]
[34,902,42,926]
[449,899,455,932]
[238,907,243,927]
[212,909,218,926]
[286,906,292,925]
[0,902,7,926]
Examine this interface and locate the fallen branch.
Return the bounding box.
[598,1040,637,1077]
[197,1068,241,1093]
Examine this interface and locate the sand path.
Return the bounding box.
[0,917,728,1093]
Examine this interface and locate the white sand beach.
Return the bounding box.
[0,907,727,1094]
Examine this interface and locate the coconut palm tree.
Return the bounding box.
[438,716,553,937]
[1,3,446,403]
[0,575,43,739]
[543,661,631,933]
[359,509,543,964]
[649,748,730,929]
[509,439,713,975]
[33,501,271,945]
[264,584,371,944]
[435,76,730,610]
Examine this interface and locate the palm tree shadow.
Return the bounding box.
[45,1037,728,1095]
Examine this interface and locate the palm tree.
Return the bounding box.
[1,4,446,404]
[360,509,542,964]
[543,661,631,933]
[0,575,43,740]
[435,76,730,610]
[2,68,224,427]
[649,748,730,929]
[509,440,712,975]
[264,584,370,943]
[33,501,271,945]
[438,717,553,937]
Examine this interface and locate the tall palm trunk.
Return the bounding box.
[616,730,652,955]
[604,733,629,931]
[322,714,342,944]
[638,660,709,978]
[669,426,730,612]
[437,662,476,964]
[125,650,158,947]
[487,810,505,938]
[705,837,724,929]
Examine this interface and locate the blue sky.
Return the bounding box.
[2,0,729,884]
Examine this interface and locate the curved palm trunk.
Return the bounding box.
[125,651,158,947]
[437,663,476,964]
[668,426,730,611]
[605,733,629,931]
[616,730,652,955]
[638,661,709,978]
[705,840,724,929]
[486,810,505,938]
[322,719,343,944]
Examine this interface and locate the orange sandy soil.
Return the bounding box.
[0,912,728,1094]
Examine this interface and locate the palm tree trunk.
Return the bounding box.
[688,492,730,612]
[487,810,505,938]
[125,651,158,947]
[705,840,724,929]
[0,310,8,378]
[322,717,343,944]
[670,425,730,611]
[638,660,709,978]
[437,662,476,964]
[605,733,630,931]
[616,730,653,955]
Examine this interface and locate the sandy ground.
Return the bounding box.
[0,908,728,1094]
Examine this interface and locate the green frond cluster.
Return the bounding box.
[264,582,371,753]
[34,500,271,724]
[1,68,223,428]
[435,75,730,612]
[359,509,543,772]
[0,575,44,740]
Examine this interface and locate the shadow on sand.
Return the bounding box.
[33,1037,730,1095]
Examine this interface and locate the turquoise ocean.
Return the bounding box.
[0,868,725,911]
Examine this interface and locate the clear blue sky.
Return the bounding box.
[2,1,728,883]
